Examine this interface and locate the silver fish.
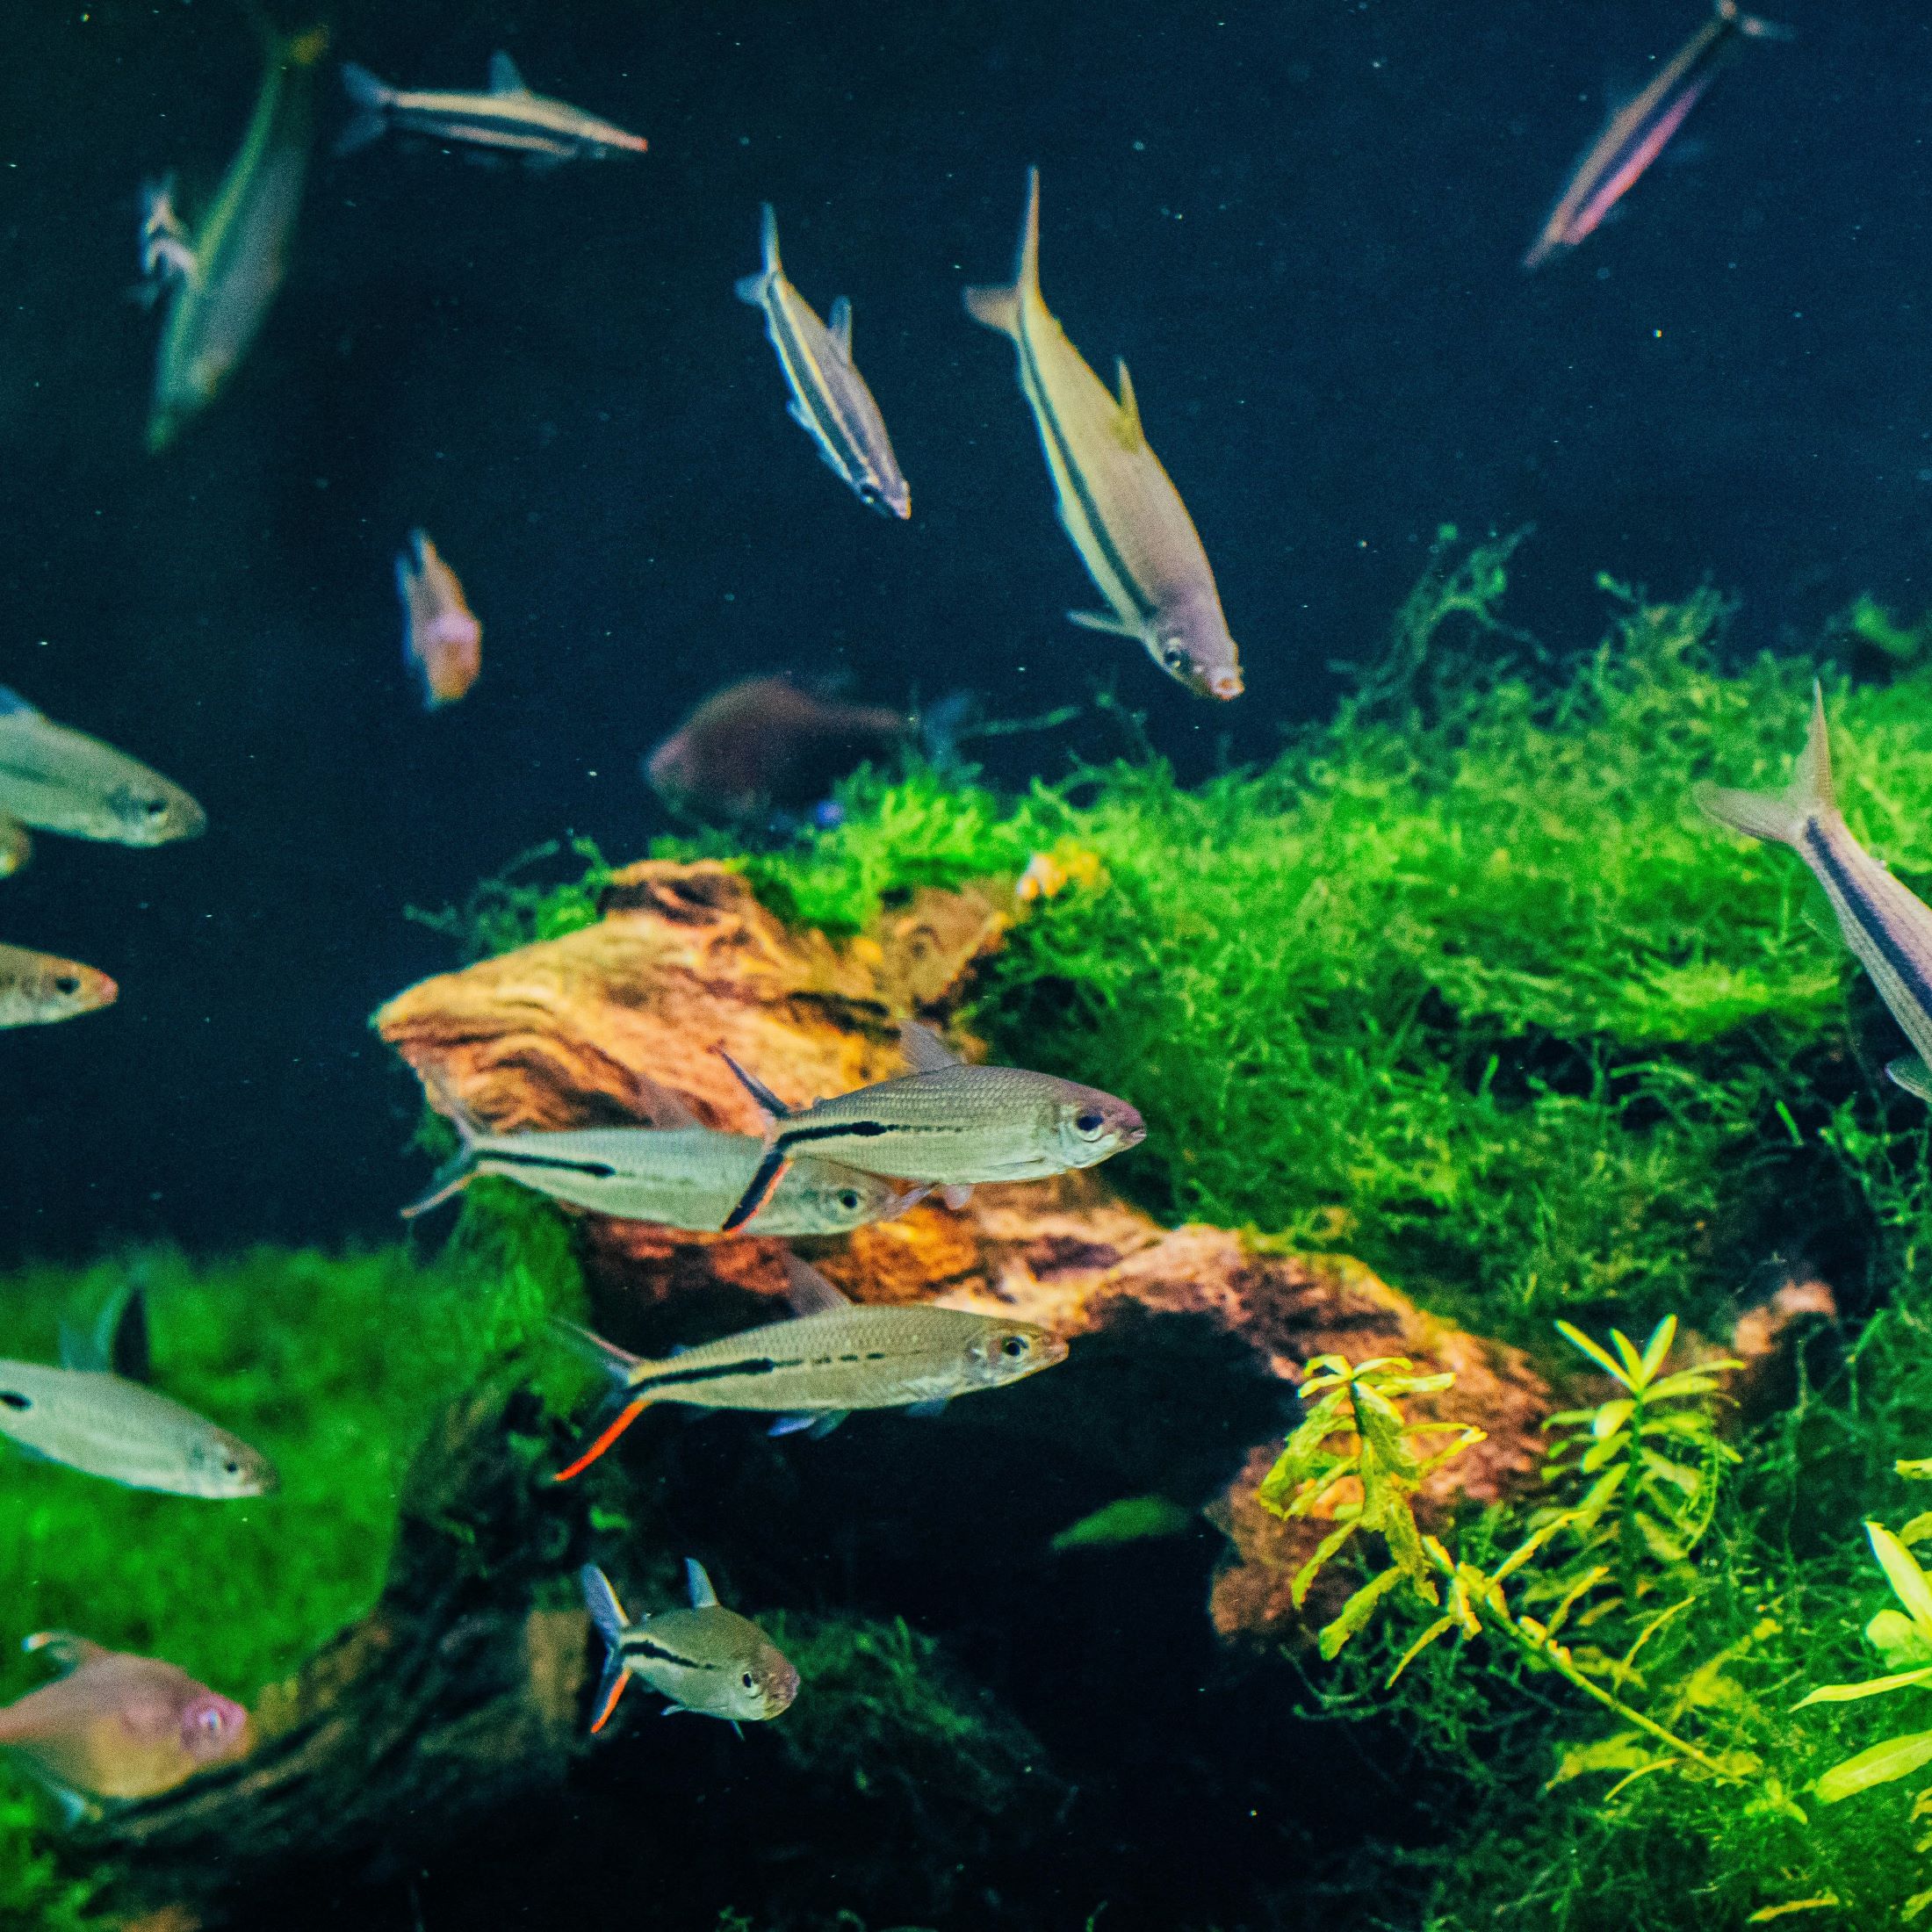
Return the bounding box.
[965,169,1242,701]
[0,1633,249,1817]
[0,942,117,1029]
[0,688,205,846]
[338,53,648,164]
[717,1020,1143,1231]
[144,25,326,452]
[0,1286,275,1498]
[404,1074,914,1236]
[551,1251,1066,1479]
[1698,683,1932,1100]
[735,205,911,519]
[580,1559,798,1732]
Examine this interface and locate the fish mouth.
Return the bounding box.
[1205,667,1243,701]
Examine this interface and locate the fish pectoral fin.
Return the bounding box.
[807,1409,852,1439]
[827,296,854,358]
[1112,359,1145,450]
[1889,1056,1932,1102]
[1066,609,1137,638]
[780,1251,854,1316]
[487,51,532,94]
[905,1397,951,1418]
[941,1185,974,1211]
[768,1411,819,1437]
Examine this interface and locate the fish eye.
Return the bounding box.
[1162,644,1187,672]
[0,1390,29,1410]
[1000,1335,1030,1359]
[741,1671,755,1690]
[53,976,79,996]
[141,797,168,818]
[198,1707,224,1734]
[223,1459,241,1475]
[839,1189,861,1211]
[856,482,880,504]
[1074,1110,1107,1135]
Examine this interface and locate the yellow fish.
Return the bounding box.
[965,169,1242,701]
[0,942,117,1029]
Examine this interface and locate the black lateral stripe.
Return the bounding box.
[1802,823,1932,1015]
[484,1149,619,1178]
[641,1356,780,1389]
[776,1119,896,1148]
[766,291,859,475]
[623,1633,726,1673]
[1016,315,1159,624]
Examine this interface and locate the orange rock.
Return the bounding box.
[375,859,1554,1645]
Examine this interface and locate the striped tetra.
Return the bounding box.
[580,1560,798,1732]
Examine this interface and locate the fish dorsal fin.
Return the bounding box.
[1794,681,1836,815]
[0,688,42,720]
[684,1558,721,1609]
[487,52,531,95]
[59,1279,149,1381]
[780,1250,854,1316]
[23,1632,106,1676]
[828,297,853,359]
[899,1019,962,1074]
[1112,360,1145,451]
[625,1068,703,1131]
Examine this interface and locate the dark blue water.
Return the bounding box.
[1,0,1922,1265]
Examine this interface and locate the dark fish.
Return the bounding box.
[645,676,911,823]
[717,1020,1144,1232]
[1524,0,1789,271]
[736,204,911,519]
[338,54,647,164]
[551,1250,1065,1479]
[1699,684,1932,1103]
[0,1633,249,1818]
[580,1559,797,1731]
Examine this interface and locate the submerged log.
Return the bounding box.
[375,858,1558,1646]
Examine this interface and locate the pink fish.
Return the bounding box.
[1525,0,1789,272]
[0,1632,249,1814]
[396,530,482,709]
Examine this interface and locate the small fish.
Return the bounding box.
[0,1283,277,1498]
[145,25,328,451]
[645,676,912,823]
[1524,0,1790,271]
[0,818,29,879]
[736,205,911,520]
[580,1559,798,1732]
[551,1249,1065,1479]
[0,688,205,847]
[717,1020,1144,1232]
[1698,684,1932,1102]
[1049,1494,1194,1552]
[338,53,648,165]
[402,1071,914,1236]
[397,531,483,709]
[0,1633,249,1816]
[965,169,1242,702]
[0,942,117,1029]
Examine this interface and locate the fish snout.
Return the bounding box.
[1206,665,1244,701]
[180,1690,251,1764]
[761,1652,802,1718]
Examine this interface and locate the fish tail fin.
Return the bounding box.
[548,1316,647,1384]
[963,165,1040,337]
[578,1566,635,1732]
[1696,681,1835,848]
[551,1395,655,1483]
[399,1068,486,1220]
[721,1147,789,1233]
[335,61,392,155]
[735,204,779,306]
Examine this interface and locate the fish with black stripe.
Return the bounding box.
[964,168,1242,701]
[579,1559,797,1733]
[1698,683,1932,1100]
[736,205,911,519]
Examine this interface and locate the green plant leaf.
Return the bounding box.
[1814,1727,1932,1803]
[1637,1316,1678,1381]
[1794,1665,1932,1706]
[1316,1565,1406,1661]
[1870,1522,1932,1633]
[1555,1320,1627,1383]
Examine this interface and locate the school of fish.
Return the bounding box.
[0,0,1841,1834]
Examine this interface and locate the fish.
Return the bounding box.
[0,818,29,879]
[964,169,1242,702]
[0,688,205,847]
[0,1281,278,1498]
[717,1020,1145,1232]
[402,1069,915,1236]
[645,676,912,823]
[0,942,117,1029]
[735,205,911,520]
[397,531,483,709]
[337,53,648,164]
[551,1248,1066,1480]
[580,1559,798,1732]
[144,25,328,451]
[1523,0,1790,271]
[0,1633,249,1818]
[1698,683,1932,1102]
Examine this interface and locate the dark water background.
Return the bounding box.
[0,0,1924,1266]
